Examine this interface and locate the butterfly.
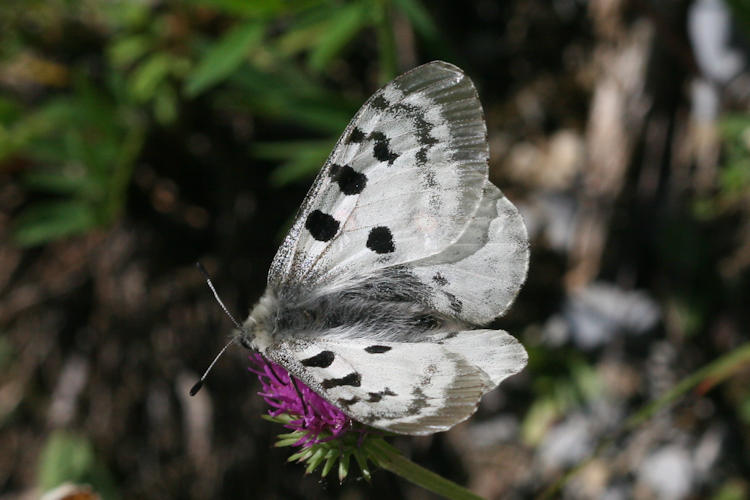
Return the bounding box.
[241,61,529,435]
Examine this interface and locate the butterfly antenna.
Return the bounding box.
[196,261,244,330]
[190,261,245,396]
[189,338,234,396]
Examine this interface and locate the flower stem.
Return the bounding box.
[367,438,484,500]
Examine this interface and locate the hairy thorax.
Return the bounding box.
[242,270,470,353]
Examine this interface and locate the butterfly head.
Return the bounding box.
[240,289,277,352]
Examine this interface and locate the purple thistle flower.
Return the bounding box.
[246,358,481,491]
[248,353,359,447]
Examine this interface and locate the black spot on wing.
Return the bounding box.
[328,163,341,178]
[300,350,335,368]
[366,226,395,254]
[436,331,459,345]
[305,210,339,242]
[337,396,360,408]
[414,116,438,148]
[406,387,429,416]
[367,388,397,402]
[369,131,399,165]
[385,101,438,170]
[445,291,463,314]
[364,345,391,354]
[322,372,361,389]
[332,164,367,195]
[367,393,383,403]
[432,272,448,286]
[414,115,439,168]
[346,127,365,143]
[371,94,390,110]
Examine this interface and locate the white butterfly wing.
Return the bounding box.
[409,180,529,324]
[265,330,527,434]
[269,61,488,291]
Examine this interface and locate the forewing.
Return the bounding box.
[268,61,488,291]
[265,330,527,435]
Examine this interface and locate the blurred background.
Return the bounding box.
[1,0,750,499]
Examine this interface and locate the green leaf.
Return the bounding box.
[130,52,172,101]
[275,436,304,447]
[224,65,356,133]
[0,98,75,161]
[262,413,295,425]
[269,157,325,186]
[0,96,22,123]
[392,0,454,57]
[304,447,327,474]
[37,431,119,500]
[101,1,150,30]
[253,139,335,160]
[276,431,303,440]
[321,449,339,478]
[12,200,98,247]
[184,22,264,97]
[338,452,351,482]
[713,480,748,500]
[288,447,314,463]
[153,84,178,124]
[185,0,291,17]
[740,392,750,424]
[108,34,152,68]
[392,0,438,41]
[275,22,329,57]
[308,2,370,72]
[373,0,397,83]
[353,450,371,482]
[521,397,561,445]
[22,168,99,197]
[38,431,95,492]
[254,139,334,185]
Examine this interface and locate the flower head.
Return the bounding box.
[248,353,354,446]
[248,353,378,480]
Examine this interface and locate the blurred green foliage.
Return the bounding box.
[37,431,118,499]
[6,87,145,246]
[726,0,750,37]
[713,480,749,500]
[704,1,750,221]
[717,115,750,199]
[1,0,443,246]
[695,114,750,220]
[522,346,601,445]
